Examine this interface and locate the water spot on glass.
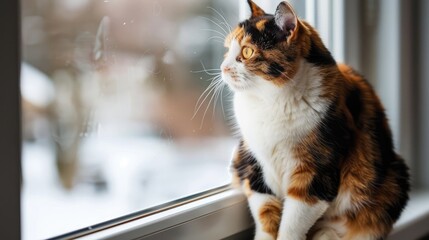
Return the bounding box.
[199,77,203,80]
[94,16,110,61]
[123,22,127,26]
[130,19,134,24]
[162,51,175,64]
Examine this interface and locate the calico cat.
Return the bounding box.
[221,1,410,240]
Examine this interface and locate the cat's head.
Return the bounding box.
[221,0,334,93]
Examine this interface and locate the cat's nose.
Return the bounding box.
[222,66,232,73]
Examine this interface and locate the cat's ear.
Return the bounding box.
[247,0,265,18]
[275,1,299,40]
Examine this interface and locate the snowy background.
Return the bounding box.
[20,0,239,239]
[22,137,235,239]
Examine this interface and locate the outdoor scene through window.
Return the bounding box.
[21,0,238,239]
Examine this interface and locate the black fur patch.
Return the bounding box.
[240,17,286,50]
[346,87,363,128]
[286,54,296,62]
[267,62,285,77]
[363,78,408,199]
[306,38,336,66]
[371,109,394,186]
[308,103,352,201]
[234,140,274,195]
[309,164,340,202]
[384,157,410,222]
[372,110,394,161]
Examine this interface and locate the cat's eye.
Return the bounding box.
[242,47,254,59]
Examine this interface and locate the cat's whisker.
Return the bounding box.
[220,22,232,33]
[191,67,221,77]
[200,28,226,39]
[192,83,218,121]
[194,76,222,112]
[212,82,225,119]
[199,61,222,77]
[212,85,220,119]
[191,60,223,120]
[279,71,295,83]
[209,16,232,37]
[220,85,227,119]
[199,80,223,129]
[207,6,232,33]
[202,72,221,76]
[194,80,218,110]
[200,16,229,36]
[279,71,301,93]
[193,76,223,116]
[205,75,221,81]
[276,71,321,115]
[191,69,221,73]
[208,36,226,43]
[190,70,221,77]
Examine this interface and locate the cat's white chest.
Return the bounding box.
[234,90,327,197]
[234,95,292,158]
[234,94,300,196]
[230,62,329,197]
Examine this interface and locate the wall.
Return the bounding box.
[0,1,21,239]
[417,0,429,188]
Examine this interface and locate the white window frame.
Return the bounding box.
[3,1,429,240]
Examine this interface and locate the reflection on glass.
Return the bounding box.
[21,0,238,239]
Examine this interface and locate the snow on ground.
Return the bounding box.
[22,137,236,240]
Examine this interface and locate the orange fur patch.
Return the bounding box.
[242,179,253,197]
[256,19,267,31]
[248,0,265,18]
[259,200,282,239]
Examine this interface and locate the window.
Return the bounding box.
[20,0,238,239]
[1,0,428,239]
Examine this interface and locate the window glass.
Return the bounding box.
[21,0,238,239]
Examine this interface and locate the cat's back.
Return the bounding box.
[329,63,410,226]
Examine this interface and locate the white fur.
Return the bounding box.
[221,39,256,91]
[349,235,379,240]
[335,190,353,214]
[248,192,278,240]
[312,219,348,239]
[225,51,330,197]
[278,198,329,240]
[324,190,355,218]
[222,38,332,239]
[312,228,341,240]
[222,39,241,72]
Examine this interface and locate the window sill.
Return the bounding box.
[389,191,429,240]
[75,190,429,240]
[76,188,253,240]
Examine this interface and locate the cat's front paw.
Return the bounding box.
[254,231,276,240]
